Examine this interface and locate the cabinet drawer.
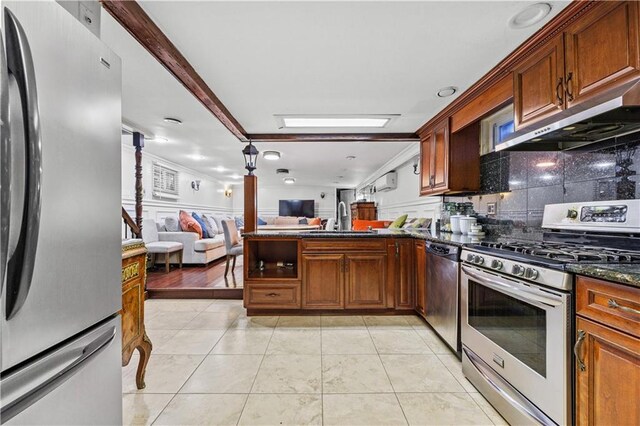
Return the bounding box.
[302,239,386,252]
[245,283,301,309]
[577,276,640,338]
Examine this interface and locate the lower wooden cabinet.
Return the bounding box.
[345,254,386,309]
[245,282,301,309]
[414,240,427,317]
[301,253,345,309]
[575,317,640,426]
[390,239,414,310]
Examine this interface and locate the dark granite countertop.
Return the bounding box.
[566,264,640,288]
[242,229,489,247]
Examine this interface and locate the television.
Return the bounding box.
[279,199,315,218]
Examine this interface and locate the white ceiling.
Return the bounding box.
[101,1,569,187]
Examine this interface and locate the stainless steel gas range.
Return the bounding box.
[460,200,640,426]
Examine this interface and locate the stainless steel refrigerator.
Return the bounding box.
[0,1,122,424]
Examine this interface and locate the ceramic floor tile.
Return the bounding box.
[122,393,173,425]
[204,301,246,315]
[321,330,377,354]
[154,329,225,355]
[276,315,322,328]
[266,329,321,355]
[322,354,393,393]
[363,315,413,329]
[180,354,263,394]
[380,354,465,392]
[323,393,408,426]
[321,315,367,329]
[142,329,178,348]
[153,394,247,425]
[122,354,204,394]
[436,353,478,393]
[184,312,239,330]
[238,394,322,426]
[144,311,200,330]
[415,329,454,354]
[252,355,322,394]
[404,315,429,327]
[469,392,509,426]
[229,315,279,329]
[210,329,274,354]
[369,330,432,354]
[397,392,493,425]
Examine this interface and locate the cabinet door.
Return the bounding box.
[301,254,344,309]
[513,34,565,129]
[345,254,387,309]
[431,119,449,192]
[420,133,433,194]
[414,241,426,316]
[575,317,640,426]
[565,1,640,108]
[394,240,415,310]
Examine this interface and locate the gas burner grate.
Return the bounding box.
[478,241,640,264]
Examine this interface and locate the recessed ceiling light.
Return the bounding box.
[276,168,290,175]
[230,174,242,179]
[189,154,205,161]
[508,3,552,29]
[437,86,458,98]
[147,136,168,143]
[263,150,281,160]
[283,177,296,184]
[346,155,356,160]
[163,117,182,125]
[276,115,397,129]
[215,166,225,172]
[536,161,556,168]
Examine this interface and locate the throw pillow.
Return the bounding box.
[202,215,219,236]
[192,212,210,238]
[401,218,417,229]
[299,217,308,225]
[179,210,202,238]
[353,220,388,231]
[155,222,166,232]
[258,217,267,225]
[211,215,227,234]
[164,216,180,232]
[389,214,408,229]
[235,216,245,229]
[308,217,321,226]
[413,218,431,228]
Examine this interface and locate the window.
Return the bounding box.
[152,162,179,199]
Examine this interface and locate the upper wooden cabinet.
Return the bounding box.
[419,119,480,196]
[513,1,640,129]
[564,1,640,108]
[513,34,565,129]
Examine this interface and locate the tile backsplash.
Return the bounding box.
[446,132,640,229]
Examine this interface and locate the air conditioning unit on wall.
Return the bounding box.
[374,172,397,192]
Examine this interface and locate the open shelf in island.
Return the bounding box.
[245,238,300,281]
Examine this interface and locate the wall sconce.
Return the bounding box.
[412,156,420,175]
[224,188,233,198]
[191,180,201,191]
[320,192,326,199]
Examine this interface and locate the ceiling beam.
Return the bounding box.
[248,133,419,142]
[101,0,249,142]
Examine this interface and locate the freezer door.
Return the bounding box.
[1,316,122,425]
[1,1,122,370]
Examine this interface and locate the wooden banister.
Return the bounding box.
[122,207,142,239]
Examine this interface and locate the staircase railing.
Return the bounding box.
[122,207,142,239]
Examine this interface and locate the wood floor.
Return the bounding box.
[146,256,243,299]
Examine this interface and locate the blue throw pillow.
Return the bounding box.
[258,217,267,225]
[191,212,210,238]
[299,217,308,224]
[235,216,245,229]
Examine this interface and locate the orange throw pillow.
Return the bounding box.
[308,217,321,226]
[179,210,202,239]
[352,220,389,231]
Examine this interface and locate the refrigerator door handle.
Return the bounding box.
[0,325,116,422]
[0,29,11,295]
[3,8,42,320]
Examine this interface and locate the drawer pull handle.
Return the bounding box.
[574,329,586,372]
[266,292,279,297]
[608,299,640,315]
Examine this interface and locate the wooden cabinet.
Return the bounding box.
[389,239,414,310]
[419,118,480,196]
[350,202,377,225]
[513,1,640,129]
[245,282,301,309]
[513,34,565,128]
[565,1,640,108]
[414,240,426,317]
[345,254,387,309]
[301,253,345,309]
[575,276,640,425]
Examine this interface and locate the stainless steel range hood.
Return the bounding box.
[496,81,640,151]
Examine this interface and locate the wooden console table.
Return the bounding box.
[121,240,152,389]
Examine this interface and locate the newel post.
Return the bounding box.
[133,132,144,232]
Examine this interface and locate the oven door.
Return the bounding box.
[460,265,570,425]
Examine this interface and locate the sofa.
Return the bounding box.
[256,216,322,231]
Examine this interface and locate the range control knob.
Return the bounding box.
[474,256,484,265]
[467,253,475,262]
[512,264,526,276]
[525,268,539,280]
[490,260,503,270]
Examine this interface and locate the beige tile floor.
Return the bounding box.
[123,299,509,426]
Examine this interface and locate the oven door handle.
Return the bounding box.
[461,265,563,308]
